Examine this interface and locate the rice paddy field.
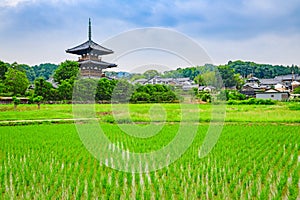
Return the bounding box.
[0,102,299,199]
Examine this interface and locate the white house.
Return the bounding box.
[274,83,287,92]
[256,89,289,101]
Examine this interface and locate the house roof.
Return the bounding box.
[275,74,300,81]
[0,97,28,100]
[132,79,148,84]
[291,81,300,85]
[176,77,190,81]
[257,89,289,94]
[259,79,280,85]
[265,89,280,93]
[243,83,261,89]
[46,77,58,88]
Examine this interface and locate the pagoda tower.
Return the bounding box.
[66,18,117,78]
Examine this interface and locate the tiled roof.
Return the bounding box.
[66,40,113,56]
[80,60,117,68]
[259,79,280,85]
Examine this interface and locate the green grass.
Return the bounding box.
[0,102,299,123]
[0,123,299,199]
[0,104,74,120]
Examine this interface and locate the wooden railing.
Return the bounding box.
[80,69,103,77]
[78,55,102,62]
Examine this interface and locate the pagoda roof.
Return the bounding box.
[79,60,117,68]
[66,40,113,56]
[66,18,113,56]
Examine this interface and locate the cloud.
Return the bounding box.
[0,0,83,7]
[0,0,299,66]
[199,33,300,66]
[0,0,31,7]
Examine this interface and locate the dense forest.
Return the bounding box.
[227,60,299,79]
[0,59,299,103]
[0,61,58,83]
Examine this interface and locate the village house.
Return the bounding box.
[132,76,194,86]
[241,74,299,99]
[256,89,289,101]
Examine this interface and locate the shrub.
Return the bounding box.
[196,91,211,102]
[227,98,276,105]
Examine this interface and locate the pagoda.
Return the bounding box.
[66,18,117,78]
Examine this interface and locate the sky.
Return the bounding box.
[0,0,300,71]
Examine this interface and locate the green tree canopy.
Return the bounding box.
[32,63,58,80]
[143,70,160,79]
[73,78,98,102]
[4,68,29,96]
[33,96,43,109]
[194,74,205,86]
[19,64,36,82]
[0,60,9,80]
[132,84,178,103]
[217,65,237,88]
[228,60,299,78]
[112,79,134,103]
[293,86,300,94]
[57,80,73,100]
[96,78,117,101]
[34,77,54,101]
[54,60,79,84]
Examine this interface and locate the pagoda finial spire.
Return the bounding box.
[88,18,92,41]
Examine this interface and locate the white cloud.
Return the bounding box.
[0,0,84,7]
[199,33,300,66]
[0,0,32,7]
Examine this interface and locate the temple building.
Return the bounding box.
[66,18,117,78]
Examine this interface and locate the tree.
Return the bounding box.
[130,74,146,82]
[32,63,58,80]
[219,90,246,101]
[0,60,9,80]
[20,64,36,82]
[34,78,54,101]
[10,62,25,71]
[0,81,5,94]
[217,65,237,88]
[293,86,300,94]
[57,80,73,100]
[33,96,43,109]
[130,92,151,103]
[96,78,117,101]
[131,84,178,103]
[111,79,134,103]
[196,91,211,102]
[4,68,29,96]
[194,74,205,86]
[143,70,160,79]
[54,60,79,84]
[12,96,20,110]
[73,78,98,102]
[233,74,244,90]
